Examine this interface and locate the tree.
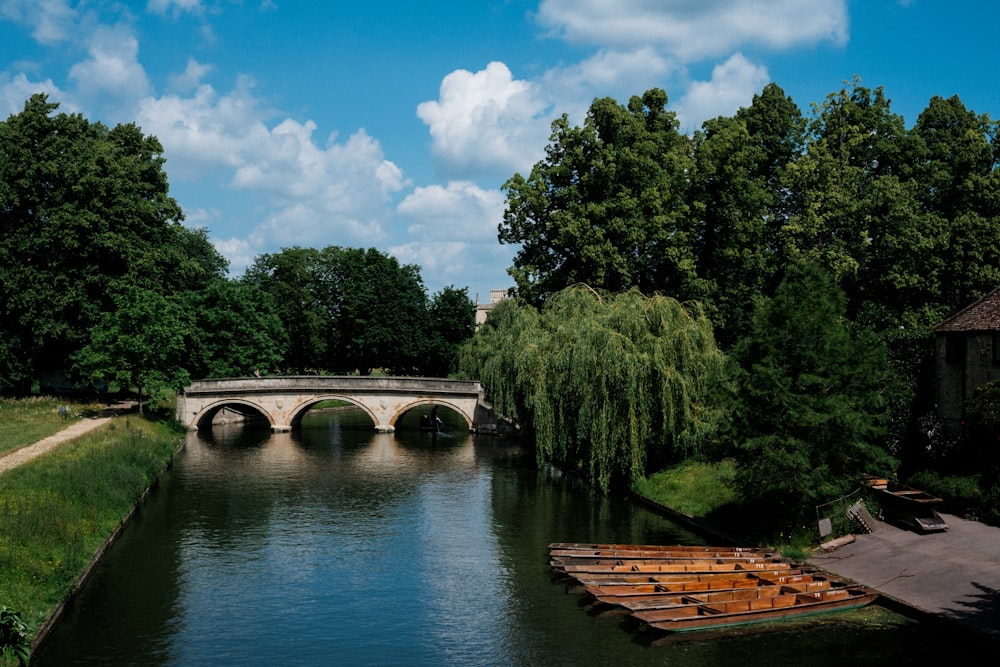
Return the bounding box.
[908,95,1000,319]
[421,286,476,377]
[458,286,730,492]
[73,286,190,413]
[332,247,430,375]
[499,89,697,304]
[691,83,805,345]
[246,246,432,375]
[183,279,288,379]
[730,261,897,520]
[244,246,332,374]
[0,94,225,393]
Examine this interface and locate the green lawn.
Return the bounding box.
[0,414,180,663]
[633,458,739,517]
[0,397,103,457]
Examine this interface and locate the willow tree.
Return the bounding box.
[458,286,729,492]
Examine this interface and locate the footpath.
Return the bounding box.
[809,513,1000,641]
[0,401,135,475]
[0,416,112,474]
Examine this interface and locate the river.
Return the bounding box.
[34,407,977,665]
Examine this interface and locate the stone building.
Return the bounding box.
[475,289,509,327]
[934,287,1000,438]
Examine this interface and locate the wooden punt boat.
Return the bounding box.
[630,586,877,634]
[550,553,783,568]
[594,579,844,613]
[567,566,815,589]
[549,546,777,562]
[864,477,948,532]
[584,573,829,604]
[559,559,793,577]
[549,543,767,554]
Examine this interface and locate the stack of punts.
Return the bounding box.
[549,543,878,636]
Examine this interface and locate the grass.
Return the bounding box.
[633,459,824,556]
[633,458,739,517]
[0,397,104,457]
[0,413,181,660]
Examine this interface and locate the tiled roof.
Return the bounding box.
[935,287,1000,332]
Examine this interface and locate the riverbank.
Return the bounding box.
[0,414,183,664]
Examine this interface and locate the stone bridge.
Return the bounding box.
[177,376,489,432]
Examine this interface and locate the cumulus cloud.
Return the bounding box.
[398,181,505,243]
[135,74,408,270]
[69,24,151,104]
[392,181,511,293]
[0,0,79,45]
[674,53,770,129]
[536,0,848,61]
[0,71,70,116]
[146,0,204,18]
[168,57,212,92]
[416,61,552,179]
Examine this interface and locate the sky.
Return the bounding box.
[1,1,998,304]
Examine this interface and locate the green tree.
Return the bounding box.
[421,286,476,377]
[499,89,697,304]
[73,286,190,413]
[458,286,729,492]
[183,279,288,378]
[0,94,224,393]
[730,261,896,521]
[691,83,805,345]
[332,247,430,375]
[244,246,332,373]
[908,95,1000,318]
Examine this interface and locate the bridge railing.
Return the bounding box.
[182,376,482,397]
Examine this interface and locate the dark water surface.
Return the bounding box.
[35,409,984,665]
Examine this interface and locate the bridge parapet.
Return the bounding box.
[178,376,485,433]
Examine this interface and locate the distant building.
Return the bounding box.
[934,287,1000,438]
[475,289,509,326]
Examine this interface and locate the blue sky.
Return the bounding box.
[1,0,997,303]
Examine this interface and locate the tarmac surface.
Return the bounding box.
[808,512,1000,641]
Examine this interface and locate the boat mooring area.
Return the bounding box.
[809,512,1000,641]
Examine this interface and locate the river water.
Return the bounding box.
[34,408,980,665]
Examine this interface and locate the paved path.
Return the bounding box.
[809,513,1000,640]
[0,417,112,474]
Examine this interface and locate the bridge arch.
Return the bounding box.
[190,398,274,431]
[177,376,487,433]
[285,395,379,430]
[390,399,473,430]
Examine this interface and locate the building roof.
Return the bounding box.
[935,287,1000,332]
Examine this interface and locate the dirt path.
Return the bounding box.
[0,416,114,474]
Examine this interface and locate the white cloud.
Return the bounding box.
[393,181,511,294]
[0,0,78,45]
[0,71,70,116]
[69,24,151,104]
[136,74,409,271]
[675,53,770,129]
[213,236,255,274]
[537,0,848,61]
[168,57,212,92]
[146,0,204,18]
[416,61,552,179]
[398,181,504,243]
[539,47,678,124]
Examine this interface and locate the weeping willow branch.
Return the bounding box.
[457,285,730,492]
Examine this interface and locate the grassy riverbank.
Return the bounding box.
[0,397,105,457]
[0,410,181,664]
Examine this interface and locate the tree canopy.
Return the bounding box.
[458,285,729,492]
[0,95,226,393]
[500,79,1000,343]
[729,261,898,519]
